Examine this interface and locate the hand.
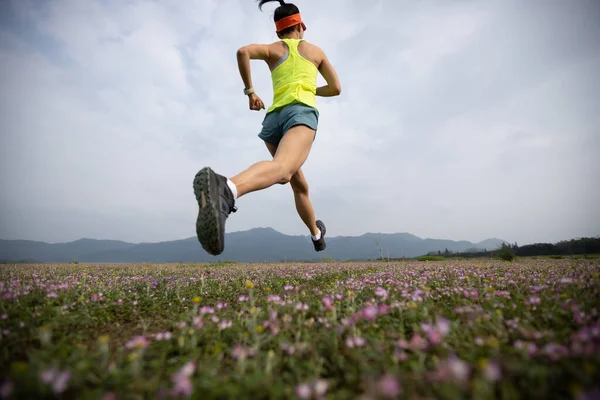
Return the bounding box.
[248,93,265,111]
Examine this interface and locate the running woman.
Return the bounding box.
[193,0,342,256]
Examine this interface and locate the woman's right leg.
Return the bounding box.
[265,142,319,237]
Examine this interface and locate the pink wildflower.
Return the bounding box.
[322,296,334,311]
[155,331,173,341]
[378,304,389,315]
[447,355,470,384]
[40,368,71,395]
[346,336,366,348]
[171,361,195,398]
[295,383,311,399]
[192,316,203,329]
[219,320,232,330]
[378,375,401,398]
[125,336,149,350]
[361,305,378,322]
[314,379,328,397]
[375,287,389,300]
[232,345,256,361]
[483,361,501,381]
[409,333,428,351]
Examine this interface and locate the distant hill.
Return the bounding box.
[0,228,507,263]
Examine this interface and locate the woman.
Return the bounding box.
[193,0,342,256]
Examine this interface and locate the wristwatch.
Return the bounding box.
[244,87,255,96]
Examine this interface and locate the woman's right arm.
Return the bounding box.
[316,49,342,97]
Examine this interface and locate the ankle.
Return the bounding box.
[311,228,321,241]
[226,179,238,200]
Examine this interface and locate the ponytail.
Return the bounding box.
[258,0,286,10]
[257,0,303,33]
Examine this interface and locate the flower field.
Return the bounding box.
[1,259,599,399]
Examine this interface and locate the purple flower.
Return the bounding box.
[40,368,71,395]
[361,305,378,322]
[378,304,389,315]
[483,361,501,381]
[155,331,173,340]
[375,287,389,300]
[125,336,149,350]
[447,355,470,384]
[171,361,195,398]
[322,296,334,311]
[219,320,232,330]
[295,383,311,399]
[346,336,366,348]
[378,375,401,398]
[268,295,281,303]
[199,306,214,315]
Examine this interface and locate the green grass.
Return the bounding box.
[416,255,446,261]
[1,259,599,399]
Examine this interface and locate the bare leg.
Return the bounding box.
[265,142,319,236]
[230,125,315,198]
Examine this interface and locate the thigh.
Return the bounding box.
[265,141,308,188]
[272,124,316,176]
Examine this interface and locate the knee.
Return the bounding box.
[279,173,293,185]
[290,175,309,195]
[274,162,294,184]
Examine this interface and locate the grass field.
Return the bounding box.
[1,259,599,399]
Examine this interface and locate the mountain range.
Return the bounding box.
[0,228,506,263]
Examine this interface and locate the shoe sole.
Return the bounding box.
[193,167,223,255]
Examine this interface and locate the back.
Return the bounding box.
[266,39,323,70]
[266,38,321,113]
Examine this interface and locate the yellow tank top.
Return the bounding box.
[267,38,318,113]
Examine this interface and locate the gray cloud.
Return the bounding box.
[1,0,599,245]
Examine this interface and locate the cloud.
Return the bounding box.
[1,0,599,245]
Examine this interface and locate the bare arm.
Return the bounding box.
[236,44,270,110]
[236,44,270,90]
[316,50,341,97]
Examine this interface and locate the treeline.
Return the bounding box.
[425,237,600,259]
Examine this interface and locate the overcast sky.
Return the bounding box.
[1,0,599,246]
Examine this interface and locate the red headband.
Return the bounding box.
[275,13,307,32]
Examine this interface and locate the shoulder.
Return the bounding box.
[299,41,326,60]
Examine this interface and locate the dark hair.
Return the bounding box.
[257,0,301,35]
